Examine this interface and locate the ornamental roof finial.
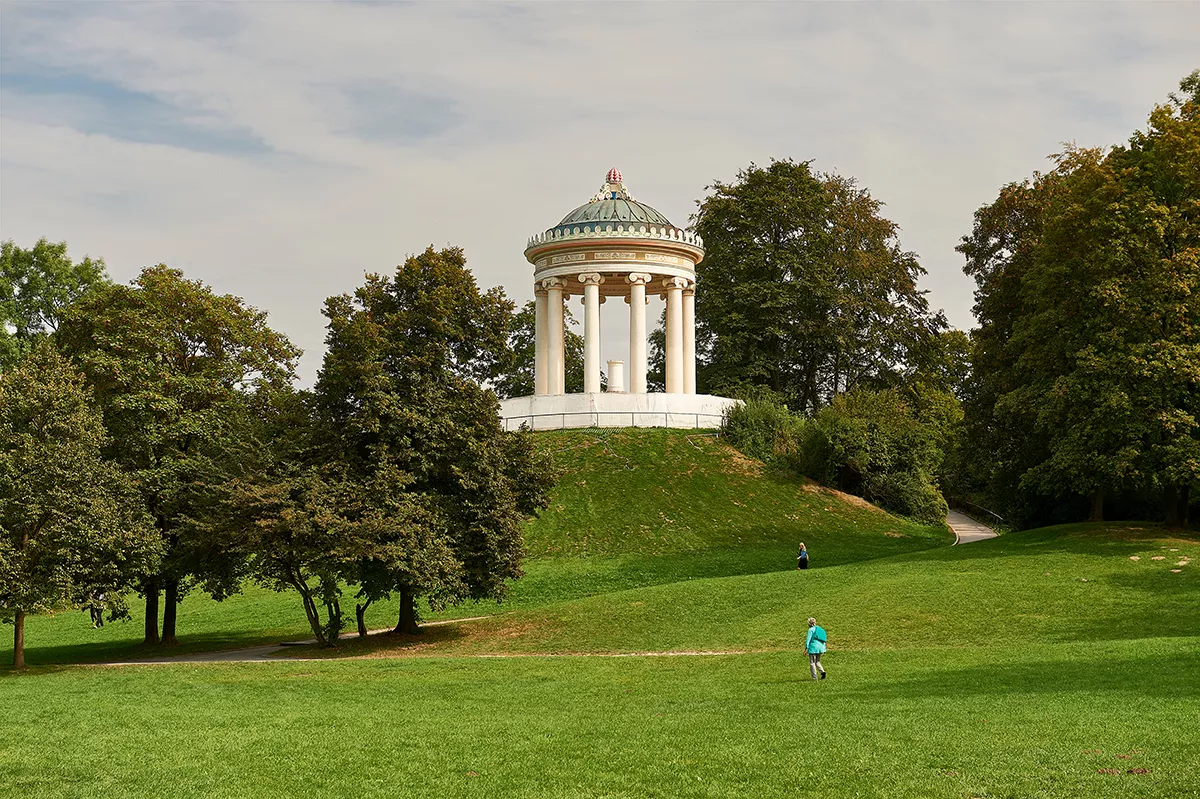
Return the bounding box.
[592,167,634,203]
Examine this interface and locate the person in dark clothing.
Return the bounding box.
[797,543,809,570]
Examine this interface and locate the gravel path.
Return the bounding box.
[947,510,998,545]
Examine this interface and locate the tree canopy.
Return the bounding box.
[960,72,1200,526]
[0,238,108,372]
[55,265,300,644]
[0,346,160,669]
[296,246,553,639]
[692,159,944,411]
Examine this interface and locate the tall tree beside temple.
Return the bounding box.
[0,346,160,669]
[961,71,1200,526]
[311,246,552,636]
[495,300,587,398]
[692,159,943,412]
[0,238,109,372]
[55,265,300,645]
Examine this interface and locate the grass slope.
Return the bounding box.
[3,430,946,666]
[327,523,1200,657]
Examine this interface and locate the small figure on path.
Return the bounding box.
[797,542,809,570]
[806,617,827,680]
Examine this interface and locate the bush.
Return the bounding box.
[721,395,806,465]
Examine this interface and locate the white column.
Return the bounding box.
[545,278,566,395]
[580,273,604,393]
[683,283,696,395]
[534,287,548,396]
[627,274,650,394]
[664,277,686,393]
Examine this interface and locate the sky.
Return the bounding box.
[2,1,1197,384]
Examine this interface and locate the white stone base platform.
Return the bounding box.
[499,393,741,432]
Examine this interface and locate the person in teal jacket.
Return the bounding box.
[805,617,827,680]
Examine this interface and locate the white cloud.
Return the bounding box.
[2,1,1197,383]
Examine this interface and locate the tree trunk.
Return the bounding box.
[1179,484,1191,527]
[12,609,25,670]
[394,587,419,635]
[143,579,160,646]
[1165,484,1182,527]
[356,600,372,637]
[161,578,179,646]
[1089,488,1104,522]
[296,584,327,646]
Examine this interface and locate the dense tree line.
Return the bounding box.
[959,71,1199,527]
[1,241,553,667]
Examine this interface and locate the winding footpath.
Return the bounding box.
[99,514,998,666]
[947,509,999,545]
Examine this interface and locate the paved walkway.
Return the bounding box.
[947,510,998,545]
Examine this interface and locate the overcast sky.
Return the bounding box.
[2,2,1197,384]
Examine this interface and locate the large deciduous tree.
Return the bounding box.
[0,238,108,372]
[0,346,160,669]
[961,72,1200,526]
[311,246,553,637]
[692,159,943,411]
[55,265,300,644]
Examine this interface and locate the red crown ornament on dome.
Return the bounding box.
[592,167,634,202]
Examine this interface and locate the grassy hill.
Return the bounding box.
[4,429,947,665]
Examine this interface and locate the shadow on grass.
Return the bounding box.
[281,621,472,660]
[8,628,304,669]
[901,523,1199,565]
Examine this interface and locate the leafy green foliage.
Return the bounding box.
[55,265,300,643]
[961,73,1200,527]
[0,346,160,668]
[693,159,945,410]
[0,238,108,372]
[308,246,553,636]
[723,389,955,524]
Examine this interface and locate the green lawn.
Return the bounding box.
[2,430,1197,797]
[2,638,1196,798]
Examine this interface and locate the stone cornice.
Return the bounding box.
[525,223,704,258]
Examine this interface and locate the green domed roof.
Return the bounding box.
[556,197,673,229]
[543,169,677,237]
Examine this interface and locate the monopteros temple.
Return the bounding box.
[499,168,738,430]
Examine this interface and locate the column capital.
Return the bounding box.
[540,277,567,291]
[662,276,690,291]
[627,273,654,286]
[578,273,606,286]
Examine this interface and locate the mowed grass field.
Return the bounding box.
[3,431,1198,798]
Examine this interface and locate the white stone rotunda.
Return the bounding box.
[499,168,739,430]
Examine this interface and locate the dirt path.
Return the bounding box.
[947,510,998,545]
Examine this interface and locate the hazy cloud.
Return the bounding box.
[2,1,1197,382]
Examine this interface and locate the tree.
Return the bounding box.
[312,246,553,636]
[494,300,587,398]
[0,346,160,669]
[693,159,943,412]
[0,238,108,372]
[961,72,1200,526]
[55,265,300,645]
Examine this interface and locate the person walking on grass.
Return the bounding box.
[797,542,809,570]
[806,617,827,679]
